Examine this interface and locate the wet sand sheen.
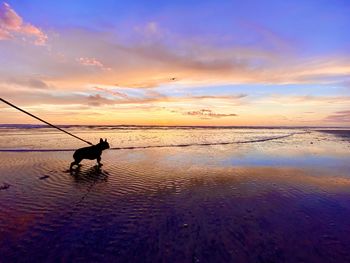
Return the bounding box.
[1,142,350,262]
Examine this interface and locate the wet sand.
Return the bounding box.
[1,130,350,262]
[317,129,350,139]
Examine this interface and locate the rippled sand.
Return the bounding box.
[1,129,350,262]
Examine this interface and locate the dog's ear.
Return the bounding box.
[100,138,103,143]
[105,138,107,142]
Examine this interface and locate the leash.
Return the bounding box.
[0,98,93,145]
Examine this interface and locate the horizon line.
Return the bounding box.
[1,123,349,129]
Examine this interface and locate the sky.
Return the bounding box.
[0,0,349,126]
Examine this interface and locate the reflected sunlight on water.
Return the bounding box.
[0,126,305,150]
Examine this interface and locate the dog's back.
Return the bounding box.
[70,138,110,169]
[73,145,101,160]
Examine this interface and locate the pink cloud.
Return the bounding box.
[77,57,111,70]
[184,109,238,119]
[325,110,350,123]
[0,26,10,39]
[94,86,129,99]
[0,2,47,45]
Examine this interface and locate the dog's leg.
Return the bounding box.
[70,161,76,170]
[97,156,103,167]
[70,158,82,170]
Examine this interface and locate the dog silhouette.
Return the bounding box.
[70,138,110,170]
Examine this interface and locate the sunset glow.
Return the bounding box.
[1,0,349,126]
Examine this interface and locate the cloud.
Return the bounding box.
[184,109,238,119]
[108,93,247,106]
[88,85,247,106]
[3,77,49,89]
[54,39,350,88]
[77,57,111,71]
[0,26,276,86]
[93,86,129,99]
[1,16,349,126]
[1,22,349,90]
[0,2,47,45]
[0,87,84,107]
[84,91,247,109]
[0,25,9,39]
[87,94,115,106]
[324,110,350,123]
[0,72,248,110]
[263,95,350,105]
[190,94,247,100]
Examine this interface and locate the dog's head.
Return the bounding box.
[98,138,110,150]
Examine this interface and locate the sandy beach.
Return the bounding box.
[1,127,350,262]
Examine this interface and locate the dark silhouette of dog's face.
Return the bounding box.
[98,138,110,150]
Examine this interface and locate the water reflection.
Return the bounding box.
[70,165,109,184]
[1,128,350,262]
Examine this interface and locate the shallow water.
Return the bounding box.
[0,125,308,151]
[1,127,350,262]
